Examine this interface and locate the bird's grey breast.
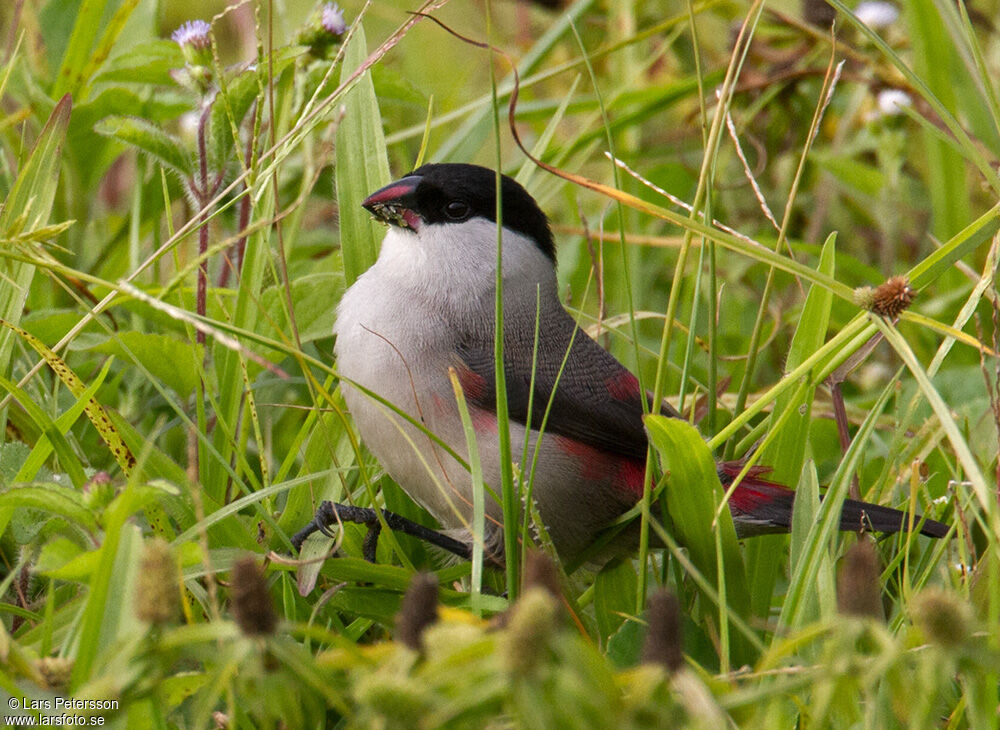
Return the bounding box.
[334,261,460,411]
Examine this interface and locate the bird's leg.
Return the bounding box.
[291,501,473,563]
[361,521,381,563]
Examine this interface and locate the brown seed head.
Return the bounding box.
[641,589,684,672]
[501,588,558,675]
[912,588,972,648]
[395,572,439,650]
[134,538,180,626]
[802,0,836,28]
[858,275,915,318]
[837,539,884,620]
[522,549,561,600]
[37,656,74,690]
[230,556,276,636]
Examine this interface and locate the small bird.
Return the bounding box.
[293,163,948,563]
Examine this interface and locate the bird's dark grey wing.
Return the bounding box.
[454,307,672,461]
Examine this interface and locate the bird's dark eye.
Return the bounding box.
[443,200,470,220]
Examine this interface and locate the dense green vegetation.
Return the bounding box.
[1,0,999,726]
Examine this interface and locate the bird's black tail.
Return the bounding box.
[837,496,949,538]
[718,462,949,539]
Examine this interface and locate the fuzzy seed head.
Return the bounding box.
[870,275,914,318]
[802,0,836,28]
[395,573,439,650]
[134,538,180,625]
[37,656,74,690]
[912,588,972,648]
[230,556,277,636]
[853,285,876,310]
[354,673,431,722]
[501,588,558,675]
[837,540,884,619]
[641,589,684,671]
[522,549,561,600]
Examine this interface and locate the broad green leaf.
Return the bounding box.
[593,557,638,645]
[0,442,31,484]
[209,66,263,173]
[335,22,391,286]
[89,331,201,399]
[313,556,417,592]
[71,86,189,188]
[260,272,344,345]
[646,416,746,598]
[645,415,751,664]
[605,617,643,668]
[93,39,185,86]
[70,522,143,689]
[36,537,92,580]
[95,115,194,177]
[0,484,99,534]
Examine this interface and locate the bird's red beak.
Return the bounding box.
[362,175,423,231]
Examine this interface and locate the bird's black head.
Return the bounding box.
[362,163,556,262]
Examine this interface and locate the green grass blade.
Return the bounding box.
[747,232,837,617]
[777,381,896,630]
[904,0,971,239]
[335,22,391,286]
[13,358,113,486]
[0,95,71,392]
[51,0,112,98]
[448,368,486,613]
[873,317,993,523]
[0,372,87,491]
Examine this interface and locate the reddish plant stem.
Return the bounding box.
[196,105,211,345]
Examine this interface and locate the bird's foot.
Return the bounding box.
[291,501,473,563]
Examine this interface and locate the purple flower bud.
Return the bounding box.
[321,3,347,36]
[171,19,212,50]
[171,19,213,90]
[297,3,349,59]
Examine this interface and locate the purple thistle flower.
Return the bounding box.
[296,2,349,58]
[320,3,347,36]
[171,19,212,50]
